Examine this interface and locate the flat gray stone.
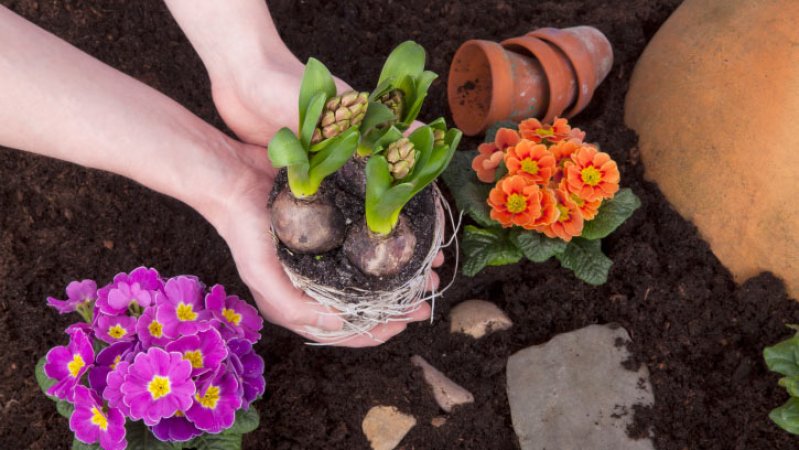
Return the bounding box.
[507,324,654,450]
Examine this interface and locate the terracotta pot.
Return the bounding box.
[448,26,613,136]
[528,26,613,117]
[625,0,799,299]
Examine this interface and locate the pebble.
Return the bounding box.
[449,299,512,338]
[506,324,655,450]
[411,355,474,412]
[361,405,416,450]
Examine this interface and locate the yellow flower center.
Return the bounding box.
[176,303,198,322]
[147,375,172,400]
[537,128,554,137]
[570,193,585,207]
[506,193,528,214]
[148,320,164,338]
[175,410,185,418]
[183,350,204,369]
[557,204,571,223]
[222,308,242,326]
[520,159,539,175]
[67,354,85,378]
[108,324,127,340]
[195,385,221,410]
[110,355,122,370]
[90,407,109,431]
[580,166,602,186]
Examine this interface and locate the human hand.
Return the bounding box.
[207,140,443,347]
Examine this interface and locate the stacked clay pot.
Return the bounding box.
[448,26,613,136]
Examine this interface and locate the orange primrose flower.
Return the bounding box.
[550,138,586,167]
[563,146,620,202]
[560,179,602,220]
[505,139,557,185]
[488,175,543,228]
[518,117,585,145]
[525,186,559,229]
[535,188,584,242]
[471,128,521,183]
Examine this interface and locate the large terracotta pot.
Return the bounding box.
[625,0,799,298]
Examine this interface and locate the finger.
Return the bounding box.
[432,251,444,268]
[404,300,431,322]
[306,321,409,348]
[406,120,425,134]
[425,271,440,292]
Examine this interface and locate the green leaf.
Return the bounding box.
[485,121,518,142]
[440,150,494,227]
[765,333,799,377]
[510,229,568,262]
[402,70,437,127]
[581,188,641,240]
[188,433,242,450]
[365,156,397,235]
[306,127,358,193]
[300,92,327,149]
[771,397,799,435]
[35,356,56,397]
[377,41,426,88]
[227,407,260,435]
[556,238,612,285]
[57,398,75,418]
[359,101,396,143]
[780,376,799,397]
[268,128,308,169]
[126,420,184,450]
[461,225,523,276]
[299,58,336,129]
[72,439,100,450]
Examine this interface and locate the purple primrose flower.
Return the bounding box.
[47,279,97,314]
[205,285,263,343]
[95,313,137,344]
[88,341,137,395]
[70,386,126,450]
[186,370,242,433]
[121,347,195,426]
[151,414,202,442]
[103,361,131,417]
[165,328,227,377]
[44,329,95,401]
[136,306,172,349]
[156,276,211,337]
[227,338,265,408]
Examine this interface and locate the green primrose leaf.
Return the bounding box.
[485,121,519,143]
[36,356,75,418]
[556,238,612,285]
[780,376,799,398]
[125,420,183,450]
[307,127,358,193]
[72,439,100,450]
[462,225,523,276]
[770,397,799,435]
[300,92,327,149]
[440,150,494,227]
[227,407,260,435]
[580,188,641,240]
[510,229,568,263]
[377,41,426,88]
[764,332,799,377]
[187,433,242,450]
[299,58,336,128]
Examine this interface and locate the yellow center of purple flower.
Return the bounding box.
[195,385,221,409]
[110,355,122,370]
[183,350,204,369]
[147,375,172,400]
[108,324,127,340]
[222,308,242,326]
[176,303,198,322]
[580,166,602,186]
[521,159,539,175]
[506,194,527,214]
[90,406,109,431]
[175,410,185,417]
[148,320,164,338]
[67,354,85,378]
[557,204,571,223]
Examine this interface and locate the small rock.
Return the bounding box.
[411,355,474,412]
[506,324,655,450]
[362,406,416,450]
[102,240,114,250]
[431,416,447,428]
[449,299,512,338]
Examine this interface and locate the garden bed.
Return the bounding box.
[1,0,798,449]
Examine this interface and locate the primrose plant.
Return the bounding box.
[764,325,799,434]
[37,267,265,450]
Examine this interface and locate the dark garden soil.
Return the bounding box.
[1,0,797,449]
[269,170,436,292]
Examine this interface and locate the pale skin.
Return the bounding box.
[0,3,442,347]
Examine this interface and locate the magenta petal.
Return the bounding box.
[152,415,202,442]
